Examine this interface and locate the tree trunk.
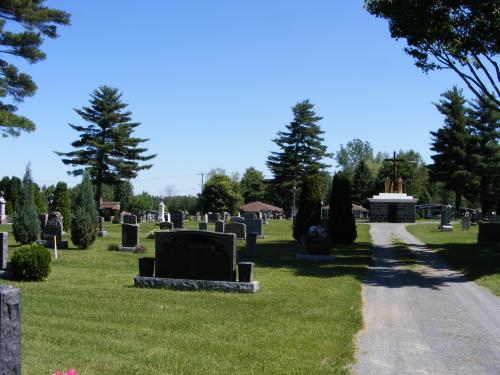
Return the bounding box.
[454,191,462,219]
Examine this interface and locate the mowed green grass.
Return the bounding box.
[0,221,371,375]
[407,223,500,296]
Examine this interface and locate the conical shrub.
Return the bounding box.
[12,165,40,244]
[71,172,98,249]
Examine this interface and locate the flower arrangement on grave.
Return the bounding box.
[53,369,77,375]
[304,225,330,255]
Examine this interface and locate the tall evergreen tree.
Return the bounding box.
[0,1,70,137]
[239,167,266,203]
[429,87,474,217]
[71,172,98,249]
[468,94,500,214]
[328,172,357,244]
[56,86,156,206]
[352,160,377,205]
[51,182,71,231]
[12,165,40,244]
[266,100,332,210]
[33,182,47,214]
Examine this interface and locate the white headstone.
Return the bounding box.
[158,201,165,223]
[0,192,6,224]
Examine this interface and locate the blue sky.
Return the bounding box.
[0,1,462,196]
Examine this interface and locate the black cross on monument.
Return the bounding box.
[384,151,405,191]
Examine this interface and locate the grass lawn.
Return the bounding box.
[407,223,500,296]
[0,220,371,375]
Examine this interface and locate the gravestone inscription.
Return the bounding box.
[155,230,236,281]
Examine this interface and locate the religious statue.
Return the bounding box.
[389,181,394,193]
[384,177,390,193]
[397,177,403,194]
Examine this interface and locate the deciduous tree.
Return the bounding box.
[239,167,265,203]
[365,1,500,106]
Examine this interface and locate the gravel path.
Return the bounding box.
[354,223,500,375]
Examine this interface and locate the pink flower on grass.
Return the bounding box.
[66,370,78,375]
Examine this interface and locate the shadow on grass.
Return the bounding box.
[239,240,372,281]
[362,240,500,290]
[422,241,500,284]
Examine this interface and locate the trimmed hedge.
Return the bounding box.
[11,244,51,281]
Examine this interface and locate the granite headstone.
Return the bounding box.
[215,220,225,233]
[0,285,21,374]
[245,218,263,236]
[172,210,184,229]
[224,222,246,240]
[155,230,237,281]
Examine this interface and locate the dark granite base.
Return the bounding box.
[134,276,259,293]
[97,230,108,237]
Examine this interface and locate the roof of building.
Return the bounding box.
[239,201,284,213]
[99,197,121,210]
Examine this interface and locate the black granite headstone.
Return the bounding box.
[155,230,236,281]
[122,224,139,248]
[123,215,138,225]
[207,213,221,223]
[215,220,225,233]
[0,232,7,270]
[172,210,184,229]
[0,285,21,374]
[159,221,174,230]
[199,222,208,231]
[245,219,263,236]
[43,212,62,242]
[224,222,246,240]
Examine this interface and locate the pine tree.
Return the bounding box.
[0,1,70,137]
[468,94,500,214]
[293,175,322,241]
[429,87,474,217]
[266,100,332,211]
[51,182,71,231]
[12,165,40,244]
[71,172,98,249]
[328,172,357,244]
[56,86,156,206]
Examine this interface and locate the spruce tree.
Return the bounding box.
[328,172,357,244]
[429,87,474,217]
[51,182,71,231]
[293,175,322,241]
[0,1,70,137]
[468,94,500,214]
[71,172,98,249]
[266,100,332,210]
[352,160,376,205]
[12,165,40,244]
[56,86,156,206]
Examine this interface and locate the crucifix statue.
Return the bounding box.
[384,151,405,193]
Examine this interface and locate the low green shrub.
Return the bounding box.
[146,229,159,239]
[11,244,51,281]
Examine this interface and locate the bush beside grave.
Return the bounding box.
[328,172,357,243]
[293,175,322,241]
[11,243,51,281]
[71,172,99,249]
[12,165,40,244]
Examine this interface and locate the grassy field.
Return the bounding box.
[0,220,371,375]
[407,223,500,296]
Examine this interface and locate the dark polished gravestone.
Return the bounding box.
[123,214,138,225]
[42,212,68,249]
[159,221,174,230]
[121,218,139,251]
[224,222,246,240]
[172,210,185,229]
[245,218,263,237]
[215,220,225,233]
[244,212,256,220]
[198,222,208,231]
[155,230,237,281]
[0,232,7,270]
[0,285,21,374]
[97,216,107,237]
[207,213,221,223]
[230,217,245,224]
